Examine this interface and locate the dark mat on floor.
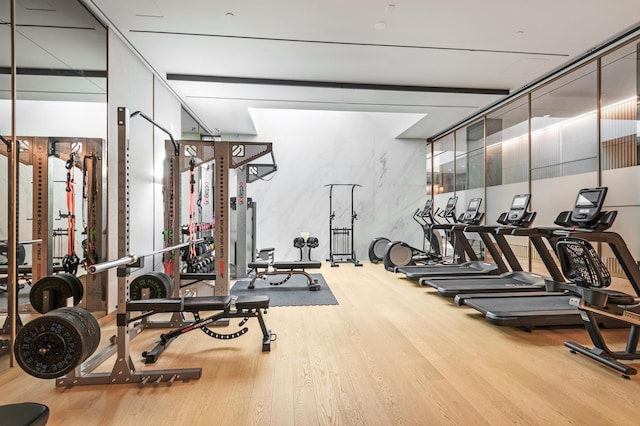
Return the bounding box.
[231,273,338,307]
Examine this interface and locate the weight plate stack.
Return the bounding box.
[14,307,100,379]
[129,272,174,300]
[30,273,84,314]
[56,307,101,356]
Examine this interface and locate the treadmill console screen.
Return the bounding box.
[443,196,458,215]
[511,195,528,209]
[507,194,531,222]
[463,198,482,221]
[571,187,608,223]
[423,199,433,211]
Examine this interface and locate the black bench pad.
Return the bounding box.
[272,261,321,269]
[0,403,49,426]
[127,296,231,313]
[235,295,270,310]
[248,261,272,269]
[126,296,269,313]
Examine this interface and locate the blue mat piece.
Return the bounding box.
[231,274,338,307]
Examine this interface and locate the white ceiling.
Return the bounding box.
[5,0,640,139]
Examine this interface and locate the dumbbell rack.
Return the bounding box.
[325,184,363,267]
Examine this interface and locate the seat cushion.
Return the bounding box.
[0,403,50,426]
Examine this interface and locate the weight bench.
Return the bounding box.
[126,295,275,363]
[0,403,49,426]
[248,260,322,291]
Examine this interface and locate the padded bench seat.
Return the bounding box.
[127,296,230,313]
[235,295,271,310]
[0,403,49,426]
[127,295,270,313]
[273,260,322,270]
[248,261,321,291]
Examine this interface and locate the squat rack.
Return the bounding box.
[326,183,362,267]
[52,107,274,387]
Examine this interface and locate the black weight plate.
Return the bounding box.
[129,273,172,300]
[16,244,26,265]
[14,310,89,379]
[56,307,101,357]
[59,273,84,306]
[30,274,84,314]
[147,271,174,297]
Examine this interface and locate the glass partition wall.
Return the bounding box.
[485,96,531,270]
[599,41,640,276]
[428,34,640,278]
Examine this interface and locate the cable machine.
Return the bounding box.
[326,183,362,267]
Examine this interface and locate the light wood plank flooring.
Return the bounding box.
[1,262,640,425]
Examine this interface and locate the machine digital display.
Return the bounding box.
[575,189,604,208]
[511,195,528,209]
[468,199,480,210]
[445,197,457,209]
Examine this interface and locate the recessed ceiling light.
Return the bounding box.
[374,21,387,30]
[225,12,235,18]
[514,30,524,36]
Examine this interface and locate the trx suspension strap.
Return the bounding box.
[63,154,80,274]
[81,155,98,267]
[187,158,197,270]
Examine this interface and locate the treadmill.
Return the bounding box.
[421,194,551,297]
[459,187,632,329]
[395,197,503,279]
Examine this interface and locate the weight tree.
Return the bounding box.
[325,184,362,267]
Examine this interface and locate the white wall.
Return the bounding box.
[237,109,427,262]
[106,31,182,312]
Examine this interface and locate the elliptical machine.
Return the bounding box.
[368,197,456,266]
[381,197,484,271]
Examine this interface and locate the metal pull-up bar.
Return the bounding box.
[130,110,179,156]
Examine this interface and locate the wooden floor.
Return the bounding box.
[2,262,640,425]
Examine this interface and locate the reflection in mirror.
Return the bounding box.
[0,0,11,374]
[0,0,108,371]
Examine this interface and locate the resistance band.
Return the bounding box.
[63,154,80,274]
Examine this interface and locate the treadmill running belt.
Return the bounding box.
[431,276,546,297]
[463,294,583,328]
[401,262,498,279]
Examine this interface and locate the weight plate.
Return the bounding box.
[147,271,174,297]
[30,273,84,314]
[16,244,26,265]
[14,310,91,379]
[56,307,101,357]
[129,272,173,300]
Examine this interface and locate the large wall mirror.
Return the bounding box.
[0,0,107,374]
